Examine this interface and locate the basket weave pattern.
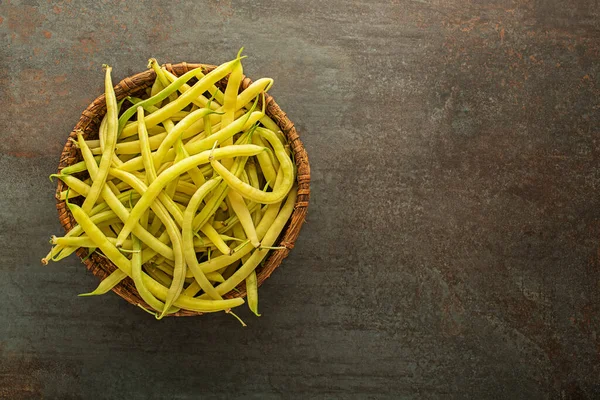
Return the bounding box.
[55,63,310,316]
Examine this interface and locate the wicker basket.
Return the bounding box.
[55,62,310,316]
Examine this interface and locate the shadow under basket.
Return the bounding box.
[55,62,310,316]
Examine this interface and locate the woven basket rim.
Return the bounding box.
[55,62,310,316]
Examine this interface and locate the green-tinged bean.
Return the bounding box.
[115,144,265,245]
[67,202,243,312]
[246,270,260,316]
[60,157,101,175]
[41,245,70,264]
[182,178,223,300]
[132,209,174,315]
[82,65,118,213]
[121,57,241,138]
[42,209,122,265]
[118,66,206,137]
[78,269,128,297]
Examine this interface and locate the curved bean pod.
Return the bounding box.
[210,127,294,204]
[82,66,118,213]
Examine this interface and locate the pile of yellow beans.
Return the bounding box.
[44,52,297,321]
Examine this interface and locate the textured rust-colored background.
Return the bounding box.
[1,0,599,398]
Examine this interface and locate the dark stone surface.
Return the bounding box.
[1,0,599,398]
